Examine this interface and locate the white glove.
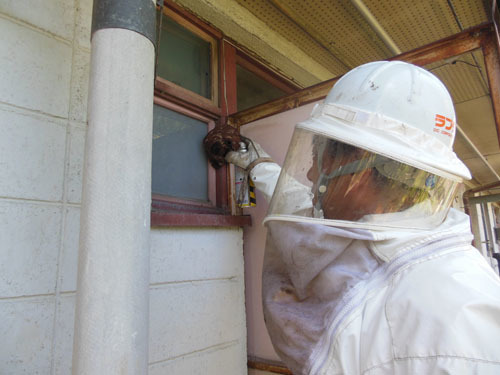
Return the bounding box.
[225,140,271,170]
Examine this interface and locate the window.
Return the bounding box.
[236,64,287,111]
[156,8,218,102]
[153,4,221,220]
[152,2,299,226]
[235,53,298,111]
[157,16,212,99]
[152,102,215,203]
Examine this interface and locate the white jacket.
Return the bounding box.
[251,162,500,375]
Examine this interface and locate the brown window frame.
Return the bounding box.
[152,2,230,226]
[151,1,299,227]
[235,50,299,98]
[152,96,217,209]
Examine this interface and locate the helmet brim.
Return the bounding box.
[298,111,471,181]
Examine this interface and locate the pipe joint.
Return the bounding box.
[91,0,157,45]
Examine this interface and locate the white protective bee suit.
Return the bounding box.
[227,61,500,375]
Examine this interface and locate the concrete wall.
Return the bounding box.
[149,228,246,374]
[0,1,247,373]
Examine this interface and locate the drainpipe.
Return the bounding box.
[349,0,402,55]
[456,124,500,181]
[72,0,156,374]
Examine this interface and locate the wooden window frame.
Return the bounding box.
[157,4,219,106]
[152,96,217,208]
[152,2,249,226]
[151,1,300,226]
[220,41,302,117]
[235,51,299,96]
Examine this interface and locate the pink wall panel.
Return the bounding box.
[240,101,320,360]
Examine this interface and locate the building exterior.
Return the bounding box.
[0,1,247,373]
[0,0,499,374]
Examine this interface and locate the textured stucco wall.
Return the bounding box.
[0,1,246,373]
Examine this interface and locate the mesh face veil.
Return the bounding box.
[265,128,460,230]
[264,61,470,231]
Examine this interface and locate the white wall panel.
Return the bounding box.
[0,0,75,41]
[149,341,246,375]
[149,279,245,363]
[150,227,243,283]
[0,201,62,297]
[0,297,55,374]
[0,106,66,201]
[150,228,246,372]
[0,17,72,117]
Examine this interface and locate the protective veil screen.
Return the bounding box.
[265,128,460,230]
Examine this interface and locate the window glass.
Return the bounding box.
[157,15,212,99]
[236,64,287,111]
[152,105,208,201]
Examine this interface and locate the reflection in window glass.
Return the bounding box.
[236,64,287,111]
[157,15,211,99]
[152,105,208,201]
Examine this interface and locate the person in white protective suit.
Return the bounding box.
[226,61,500,375]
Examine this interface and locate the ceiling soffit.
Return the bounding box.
[232,1,497,185]
[235,0,489,73]
[174,0,498,185]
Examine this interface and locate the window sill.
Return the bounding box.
[151,211,252,227]
[151,187,252,228]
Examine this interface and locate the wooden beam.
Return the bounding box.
[389,23,490,66]
[151,212,252,227]
[247,357,293,375]
[231,23,493,127]
[229,76,340,127]
[482,32,500,147]
[155,77,221,119]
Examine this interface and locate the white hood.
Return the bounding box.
[262,208,473,374]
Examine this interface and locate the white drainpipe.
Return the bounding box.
[72,0,156,373]
[456,124,500,181]
[349,0,402,55]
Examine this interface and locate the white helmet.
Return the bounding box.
[308,60,470,180]
[265,61,471,230]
